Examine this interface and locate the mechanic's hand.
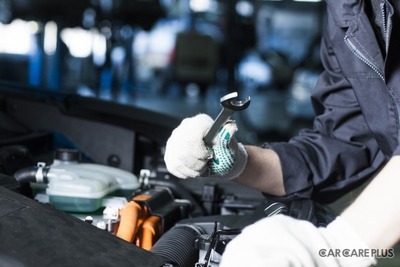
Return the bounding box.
[164,113,247,179]
[220,215,376,267]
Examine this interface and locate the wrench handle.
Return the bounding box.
[203,109,234,145]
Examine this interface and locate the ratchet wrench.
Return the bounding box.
[203,91,251,145]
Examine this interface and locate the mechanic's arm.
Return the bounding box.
[262,30,386,202]
[341,155,400,249]
[234,145,286,196]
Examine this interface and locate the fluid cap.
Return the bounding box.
[54,148,82,162]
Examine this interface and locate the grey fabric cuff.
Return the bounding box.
[210,142,248,180]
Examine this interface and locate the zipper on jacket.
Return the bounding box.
[381,2,387,37]
[345,33,400,142]
[380,1,391,54]
[344,36,385,81]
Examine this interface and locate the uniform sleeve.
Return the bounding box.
[266,23,386,203]
[220,215,377,267]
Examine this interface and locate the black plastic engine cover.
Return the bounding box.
[0,185,171,267]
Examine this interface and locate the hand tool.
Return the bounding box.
[203,91,251,145]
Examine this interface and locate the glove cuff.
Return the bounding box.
[212,142,248,180]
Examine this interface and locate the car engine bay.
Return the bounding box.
[0,85,334,267]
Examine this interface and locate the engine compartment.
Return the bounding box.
[0,85,334,266]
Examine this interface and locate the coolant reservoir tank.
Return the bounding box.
[45,149,140,212]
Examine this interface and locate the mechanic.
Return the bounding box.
[165,0,400,204]
[164,0,400,265]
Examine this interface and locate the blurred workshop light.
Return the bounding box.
[133,21,178,68]
[92,29,107,66]
[27,21,40,34]
[44,21,58,56]
[134,31,149,56]
[237,52,272,87]
[0,19,35,55]
[61,27,106,59]
[111,46,125,64]
[190,0,212,12]
[236,1,254,17]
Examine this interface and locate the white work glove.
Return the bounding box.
[164,113,248,179]
[220,215,377,267]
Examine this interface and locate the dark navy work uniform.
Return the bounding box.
[267,0,400,203]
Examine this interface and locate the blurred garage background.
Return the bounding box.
[1,1,400,266]
[0,0,325,145]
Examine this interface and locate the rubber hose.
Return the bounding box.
[14,166,50,198]
[151,225,203,267]
[14,167,39,183]
[14,165,50,183]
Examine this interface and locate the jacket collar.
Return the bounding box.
[327,0,387,73]
[325,0,364,27]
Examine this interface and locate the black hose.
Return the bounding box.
[14,166,49,184]
[14,167,37,183]
[14,166,43,198]
[151,224,203,267]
